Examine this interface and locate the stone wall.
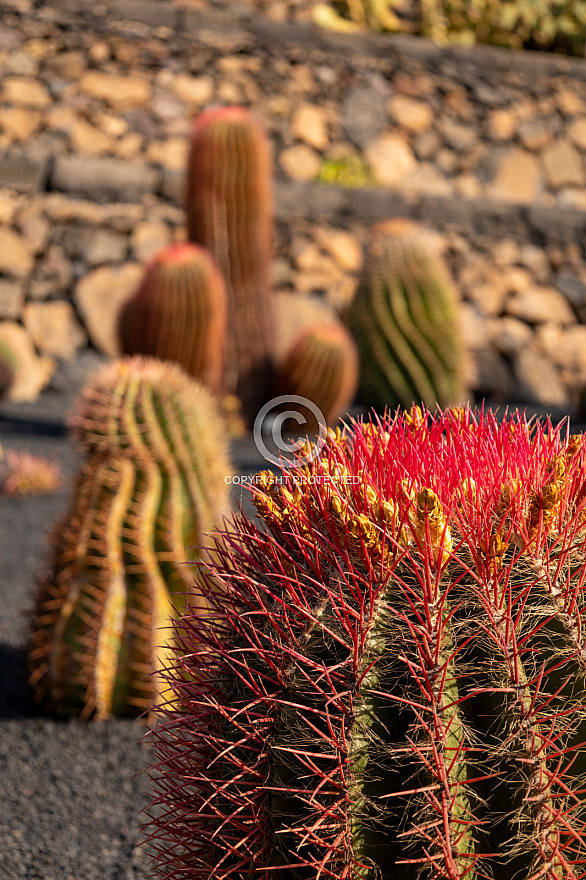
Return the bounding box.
[2,0,586,413]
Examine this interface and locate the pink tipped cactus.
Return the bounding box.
[118,243,227,395]
[186,106,274,421]
[145,405,586,879]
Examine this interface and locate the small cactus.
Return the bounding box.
[186,106,274,421]
[145,405,586,880]
[0,451,63,496]
[29,357,232,720]
[118,243,227,395]
[348,219,464,411]
[275,321,359,427]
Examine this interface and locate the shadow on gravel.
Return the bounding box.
[0,643,35,720]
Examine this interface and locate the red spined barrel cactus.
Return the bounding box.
[275,321,359,427]
[186,106,274,421]
[145,405,586,879]
[118,243,227,395]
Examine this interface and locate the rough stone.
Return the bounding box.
[365,133,417,187]
[171,74,213,106]
[146,138,188,171]
[342,85,388,150]
[467,347,514,400]
[75,263,143,356]
[0,153,49,192]
[514,346,569,407]
[28,245,74,300]
[46,50,86,79]
[387,96,432,134]
[506,286,576,325]
[542,140,585,189]
[0,226,33,277]
[52,155,159,202]
[273,291,338,363]
[75,228,128,267]
[314,227,363,273]
[17,207,49,254]
[78,72,151,109]
[460,304,488,350]
[491,316,533,356]
[2,76,52,108]
[555,272,586,312]
[485,147,541,204]
[0,279,23,318]
[23,301,87,360]
[279,144,321,182]
[465,273,507,317]
[401,163,452,197]
[0,321,54,402]
[70,119,114,155]
[518,119,553,151]
[291,103,329,151]
[487,108,516,141]
[568,118,586,151]
[114,132,144,159]
[0,107,41,141]
[130,221,172,263]
[5,50,39,77]
[437,118,477,152]
[557,89,584,117]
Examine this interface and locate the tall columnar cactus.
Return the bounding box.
[146,405,586,879]
[275,321,359,427]
[348,219,463,411]
[186,105,274,421]
[29,357,232,720]
[118,243,227,395]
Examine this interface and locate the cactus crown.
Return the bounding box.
[276,320,359,426]
[146,405,586,879]
[118,243,227,395]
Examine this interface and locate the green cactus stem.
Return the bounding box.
[186,105,275,422]
[348,219,464,411]
[275,321,359,427]
[29,356,232,719]
[118,243,227,395]
[145,405,586,879]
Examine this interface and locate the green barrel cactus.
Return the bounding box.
[348,219,464,412]
[275,321,359,427]
[118,243,227,395]
[186,105,275,422]
[29,357,232,720]
[145,405,586,878]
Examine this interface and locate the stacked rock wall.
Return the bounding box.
[1,0,586,411]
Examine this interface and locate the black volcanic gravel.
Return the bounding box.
[0,398,265,880]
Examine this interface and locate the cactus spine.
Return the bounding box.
[348,219,463,411]
[276,321,359,426]
[146,405,586,879]
[186,106,274,421]
[118,243,227,395]
[29,357,232,719]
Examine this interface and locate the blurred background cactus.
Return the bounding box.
[29,356,232,720]
[313,0,586,53]
[275,321,359,427]
[348,218,464,412]
[118,243,227,395]
[186,106,275,422]
[0,451,63,496]
[145,406,586,879]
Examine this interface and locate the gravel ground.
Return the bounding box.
[0,395,265,880]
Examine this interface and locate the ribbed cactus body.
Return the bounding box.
[276,321,359,426]
[29,357,231,719]
[186,106,274,420]
[348,219,463,411]
[118,243,227,394]
[146,406,586,878]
